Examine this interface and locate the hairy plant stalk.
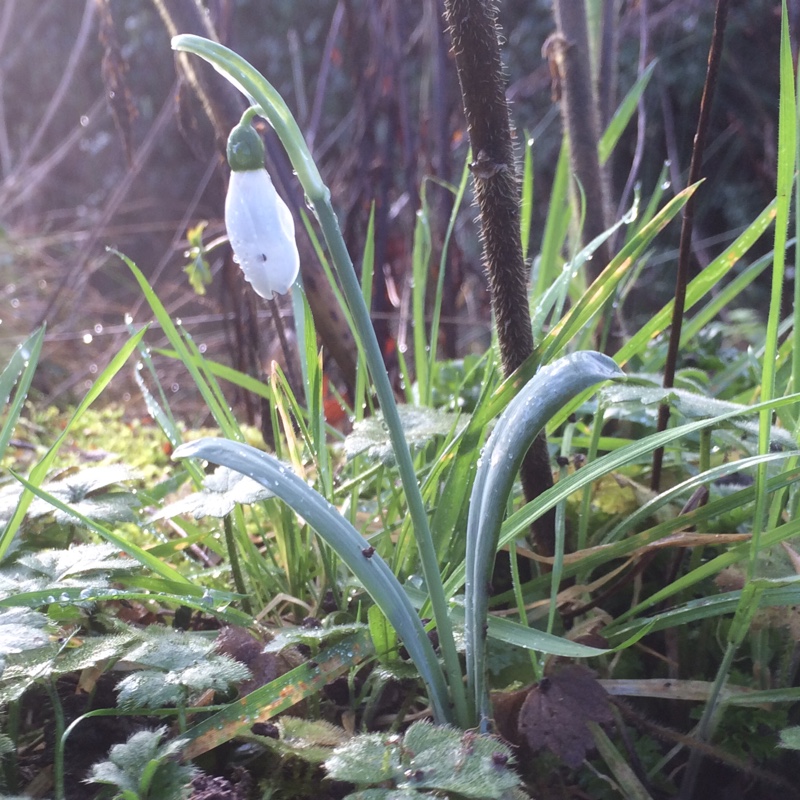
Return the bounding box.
[443,0,556,555]
[651,0,730,491]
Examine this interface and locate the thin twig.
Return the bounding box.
[651,0,730,491]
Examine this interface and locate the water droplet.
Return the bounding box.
[80,115,89,126]
[94,323,103,334]
[124,312,133,324]
[10,298,19,309]
[89,363,98,374]
[82,332,93,344]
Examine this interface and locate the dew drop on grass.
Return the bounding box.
[82,332,92,344]
[94,323,103,334]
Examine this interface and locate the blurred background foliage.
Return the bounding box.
[0,0,787,420]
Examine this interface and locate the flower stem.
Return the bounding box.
[172,34,468,726]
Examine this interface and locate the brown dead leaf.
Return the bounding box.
[517,664,613,768]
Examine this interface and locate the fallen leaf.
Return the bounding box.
[517,664,613,768]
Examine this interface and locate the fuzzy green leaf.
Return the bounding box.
[0,607,48,673]
[151,465,274,520]
[87,727,195,800]
[601,383,797,449]
[116,627,250,710]
[344,406,467,464]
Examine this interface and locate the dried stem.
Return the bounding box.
[651,0,730,491]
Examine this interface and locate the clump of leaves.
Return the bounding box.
[87,727,195,800]
[0,464,140,528]
[344,407,467,464]
[0,542,140,602]
[115,626,251,710]
[325,721,523,800]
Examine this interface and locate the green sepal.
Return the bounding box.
[226,120,265,172]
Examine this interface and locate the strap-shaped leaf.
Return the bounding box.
[465,351,622,726]
[172,438,452,723]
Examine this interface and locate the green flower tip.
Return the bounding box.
[227,120,265,172]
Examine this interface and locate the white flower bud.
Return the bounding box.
[225,162,300,300]
[224,168,300,300]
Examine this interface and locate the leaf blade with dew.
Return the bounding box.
[540,184,696,363]
[465,351,623,726]
[0,326,46,458]
[598,59,657,165]
[172,438,453,724]
[117,251,243,442]
[615,198,777,368]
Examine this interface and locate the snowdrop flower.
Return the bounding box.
[225,116,299,299]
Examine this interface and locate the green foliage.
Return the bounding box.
[0,607,49,674]
[150,465,273,520]
[344,406,467,465]
[0,4,798,797]
[115,626,251,710]
[325,722,521,800]
[87,728,195,800]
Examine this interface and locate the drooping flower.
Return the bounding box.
[224,117,299,299]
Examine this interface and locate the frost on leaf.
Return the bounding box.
[517,664,613,768]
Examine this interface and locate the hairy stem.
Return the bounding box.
[443,0,556,555]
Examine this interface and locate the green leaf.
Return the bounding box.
[151,465,274,520]
[368,605,399,664]
[601,383,797,449]
[465,351,622,724]
[172,438,451,724]
[401,722,518,798]
[256,716,350,764]
[0,607,48,672]
[344,406,467,465]
[778,725,800,750]
[325,732,402,785]
[116,627,251,710]
[326,723,519,800]
[88,728,195,800]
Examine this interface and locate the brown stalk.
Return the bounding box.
[443,0,556,554]
[550,0,612,284]
[651,0,730,492]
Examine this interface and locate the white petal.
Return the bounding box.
[224,169,300,299]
